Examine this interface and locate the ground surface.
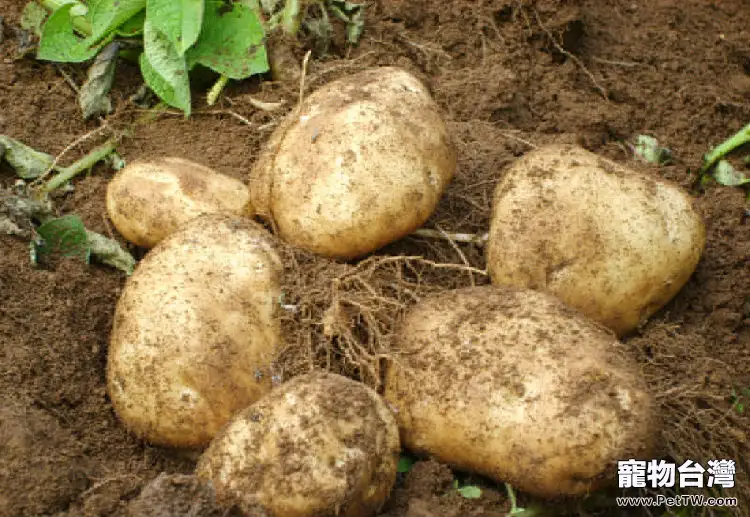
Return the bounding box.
[1,0,749,516]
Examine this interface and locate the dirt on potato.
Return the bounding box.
[1,0,748,516]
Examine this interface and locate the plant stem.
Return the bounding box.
[412,228,489,246]
[1,192,135,274]
[505,483,519,511]
[40,0,93,36]
[701,122,750,174]
[281,0,302,36]
[42,139,117,192]
[503,483,544,517]
[207,74,230,106]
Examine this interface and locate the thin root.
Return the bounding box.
[532,8,608,100]
[30,123,110,188]
[297,50,313,116]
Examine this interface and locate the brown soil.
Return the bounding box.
[1,0,748,516]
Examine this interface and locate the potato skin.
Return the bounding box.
[106,157,250,248]
[248,66,456,259]
[486,144,705,336]
[196,372,400,517]
[383,285,658,498]
[106,214,283,449]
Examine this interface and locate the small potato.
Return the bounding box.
[196,372,400,517]
[486,144,706,336]
[106,157,250,248]
[107,214,283,449]
[248,66,456,259]
[383,285,658,499]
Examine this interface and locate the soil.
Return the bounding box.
[1,0,748,516]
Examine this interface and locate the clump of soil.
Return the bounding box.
[124,474,239,517]
[0,396,88,517]
[1,0,748,516]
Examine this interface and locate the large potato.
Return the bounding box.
[248,66,456,259]
[383,285,658,499]
[106,157,250,248]
[486,143,706,336]
[196,372,400,517]
[107,214,283,449]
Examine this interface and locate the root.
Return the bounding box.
[272,243,485,390]
[531,8,608,101]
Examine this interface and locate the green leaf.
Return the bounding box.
[328,0,365,44]
[701,122,750,174]
[86,230,135,274]
[259,0,282,13]
[37,3,100,62]
[186,0,269,80]
[115,10,145,37]
[118,47,143,64]
[78,42,119,119]
[146,0,205,55]
[140,19,191,114]
[34,215,91,263]
[713,160,750,187]
[634,135,672,165]
[457,485,482,499]
[397,456,415,473]
[0,135,55,179]
[20,1,49,37]
[346,7,365,44]
[52,0,90,18]
[86,0,146,44]
[106,151,126,171]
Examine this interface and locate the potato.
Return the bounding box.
[106,214,283,449]
[486,143,706,336]
[196,372,400,517]
[383,285,658,498]
[248,66,456,259]
[106,157,250,248]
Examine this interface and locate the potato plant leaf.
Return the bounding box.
[304,11,332,57]
[634,135,672,165]
[0,135,55,179]
[106,151,127,171]
[115,10,146,37]
[701,122,750,174]
[327,0,365,44]
[37,3,100,62]
[712,160,750,187]
[140,19,191,114]
[33,214,91,263]
[20,1,49,37]
[186,0,269,80]
[2,191,135,274]
[456,485,482,499]
[86,0,146,44]
[78,41,120,119]
[85,230,136,274]
[397,456,415,473]
[146,0,204,55]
